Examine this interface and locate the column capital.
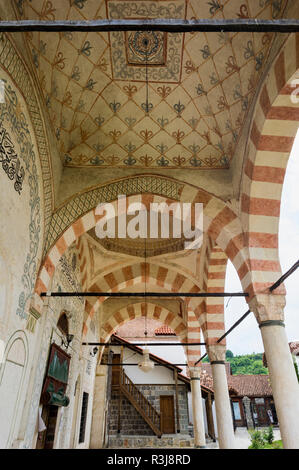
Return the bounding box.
[188,367,201,379]
[207,344,226,363]
[249,293,286,324]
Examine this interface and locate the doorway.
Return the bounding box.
[36,405,58,449]
[160,396,175,434]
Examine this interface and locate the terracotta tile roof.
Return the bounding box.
[154,325,176,336]
[228,375,272,397]
[200,363,273,397]
[289,341,299,356]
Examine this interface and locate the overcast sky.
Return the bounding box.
[224,129,299,355]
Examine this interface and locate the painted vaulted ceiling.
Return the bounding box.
[14,0,288,170]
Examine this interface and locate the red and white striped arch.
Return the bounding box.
[33,190,249,314]
[99,302,187,344]
[241,33,299,298]
[82,261,202,337]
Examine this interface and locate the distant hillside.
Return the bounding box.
[203,351,268,375]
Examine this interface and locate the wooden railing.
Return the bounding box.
[119,368,162,437]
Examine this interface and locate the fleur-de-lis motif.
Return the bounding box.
[110,100,121,113]
[217,96,229,111]
[157,116,169,128]
[55,128,60,140]
[80,128,89,141]
[124,155,136,166]
[45,94,51,108]
[93,143,104,153]
[255,52,264,71]
[188,117,199,130]
[244,40,254,60]
[109,129,121,142]
[71,66,80,81]
[189,143,200,155]
[210,73,219,85]
[97,57,108,71]
[140,154,153,167]
[189,156,202,167]
[184,60,198,74]
[173,101,185,117]
[140,129,153,143]
[208,0,223,16]
[78,153,90,164]
[71,0,87,9]
[157,85,171,99]
[262,33,272,46]
[90,156,104,165]
[54,52,66,70]
[85,78,97,91]
[237,4,249,18]
[106,155,120,166]
[64,153,72,164]
[125,116,136,128]
[62,91,72,107]
[196,83,207,96]
[204,156,217,166]
[235,113,243,128]
[225,56,240,74]
[172,129,185,144]
[61,31,73,41]
[200,45,211,60]
[76,100,85,112]
[156,143,168,154]
[220,154,229,167]
[141,101,153,114]
[157,156,169,167]
[233,84,248,111]
[173,155,186,167]
[123,83,137,98]
[79,40,92,56]
[125,142,136,154]
[225,120,238,142]
[95,115,105,127]
[39,1,56,20]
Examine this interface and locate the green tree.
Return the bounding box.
[226,349,234,359]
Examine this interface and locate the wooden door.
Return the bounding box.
[112,354,121,386]
[160,396,175,434]
[36,405,58,449]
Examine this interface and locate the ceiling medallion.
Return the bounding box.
[127,31,166,66]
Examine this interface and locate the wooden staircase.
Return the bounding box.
[119,368,162,437]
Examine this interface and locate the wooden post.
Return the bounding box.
[174,370,180,433]
[205,393,216,441]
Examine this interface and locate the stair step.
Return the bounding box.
[108,435,195,449]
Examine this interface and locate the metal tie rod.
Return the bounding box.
[41,291,248,298]
[1,19,299,33]
[82,342,206,346]
[194,259,299,365]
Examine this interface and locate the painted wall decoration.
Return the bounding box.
[15,0,287,170]
[0,78,41,320]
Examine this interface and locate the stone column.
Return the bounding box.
[242,396,254,429]
[189,368,206,448]
[208,345,236,449]
[250,294,299,449]
[89,361,109,449]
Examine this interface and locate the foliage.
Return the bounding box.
[227,353,268,375]
[226,349,234,359]
[203,352,268,375]
[248,427,282,449]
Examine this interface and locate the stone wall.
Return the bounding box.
[108,384,189,436]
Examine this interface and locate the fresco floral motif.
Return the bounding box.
[0,79,41,320]
[15,0,288,169]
